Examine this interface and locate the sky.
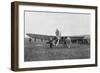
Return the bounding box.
[25,11,91,37]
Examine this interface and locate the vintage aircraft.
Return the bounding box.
[27,29,72,48]
[26,29,90,48]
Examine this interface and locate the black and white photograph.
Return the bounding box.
[24,11,91,62]
[11,1,97,71]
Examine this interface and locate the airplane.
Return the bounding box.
[26,29,90,48]
[26,29,72,48]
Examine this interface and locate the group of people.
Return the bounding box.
[49,29,71,48]
[28,28,72,48]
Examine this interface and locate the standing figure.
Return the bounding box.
[29,38,32,43]
[66,37,71,48]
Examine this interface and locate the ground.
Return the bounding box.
[24,38,90,62]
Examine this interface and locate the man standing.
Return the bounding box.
[29,38,32,43]
[66,37,71,48]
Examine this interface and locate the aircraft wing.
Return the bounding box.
[26,33,55,40]
[27,33,85,41]
[61,36,84,40]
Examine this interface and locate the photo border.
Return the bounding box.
[11,1,98,71]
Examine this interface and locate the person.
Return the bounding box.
[66,37,71,48]
[29,38,32,43]
[55,29,61,46]
[49,38,53,48]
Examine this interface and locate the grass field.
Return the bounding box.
[24,38,90,62]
